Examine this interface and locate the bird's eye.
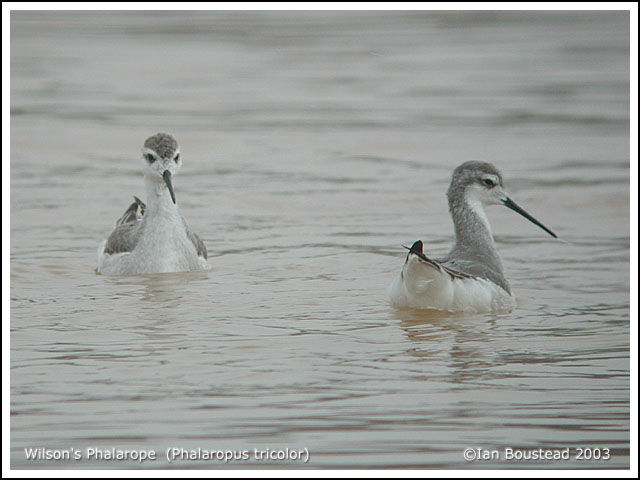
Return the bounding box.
[482,178,495,188]
[174,153,180,163]
[145,153,156,163]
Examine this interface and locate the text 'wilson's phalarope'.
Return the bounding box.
[389,161,557,313]
[97,133,208,275]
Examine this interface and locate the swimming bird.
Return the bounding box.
[97,133,208,275]
[389,161,557,313]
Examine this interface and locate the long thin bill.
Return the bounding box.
[502,197,557,238]
[162,170,176,204]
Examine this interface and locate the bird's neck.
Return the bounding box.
[449,196,497,254]
[144,175,179,217]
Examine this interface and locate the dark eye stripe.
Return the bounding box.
[145,153,156,163]
[482,178,495,187]
[174,153,180,162]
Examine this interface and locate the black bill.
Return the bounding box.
[502,197,557,238]
[163,170,176,204]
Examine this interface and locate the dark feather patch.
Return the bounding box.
[403,241,475,281]
[115,196,146,226]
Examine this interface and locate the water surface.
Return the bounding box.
[10,11,630,469]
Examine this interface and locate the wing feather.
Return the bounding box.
[104,197,145,254]
[404,240,474,281]
[182,217,207,259]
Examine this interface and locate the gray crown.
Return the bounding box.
[144,133,179,159]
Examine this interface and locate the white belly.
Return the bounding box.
[97,229,208,276]
[388,255,516,313]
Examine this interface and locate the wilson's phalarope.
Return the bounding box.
[97,133,208,275]
[389,161,557,313]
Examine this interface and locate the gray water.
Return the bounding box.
[10,11,630,469]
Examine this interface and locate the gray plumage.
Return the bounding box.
[183,217,208,259]
[405,160,556,294]
[439,161,510,292]
[104,198,207,260]
[115,196,145,226]
[98,133,208,275]
[404,240,474,281]
[144,133,178,159]
[391,161,556,312]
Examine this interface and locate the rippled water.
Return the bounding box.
[10,11,630,469]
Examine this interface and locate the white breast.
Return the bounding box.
[97,216,208,276]
[388,254,516,313]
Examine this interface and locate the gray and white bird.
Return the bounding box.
[97,133,208,275]
[389,161,557,313]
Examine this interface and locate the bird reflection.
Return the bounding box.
[104,270,211,335]
[394,307,505,383]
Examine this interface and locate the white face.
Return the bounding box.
[465,173,507,207]
[140,147,182,181]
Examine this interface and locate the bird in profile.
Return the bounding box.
[389,161,557,313]
[97,133,208,275]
